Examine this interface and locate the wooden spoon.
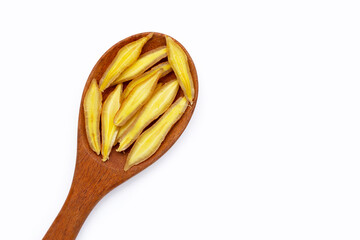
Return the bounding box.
[43,32,198,240]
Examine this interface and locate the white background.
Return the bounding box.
[0,0,359,239]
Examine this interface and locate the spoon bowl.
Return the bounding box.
[43,32,198,240]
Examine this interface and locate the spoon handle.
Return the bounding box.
[43,153,118,240]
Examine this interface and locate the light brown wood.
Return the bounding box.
[43,32,198,240]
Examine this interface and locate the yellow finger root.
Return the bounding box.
[121,61,172,99]
[114,68,162,127]
[116,82,164,143]
[117,80,179,152]
[116,109,141,142]
[83,79,102,155]
[101,84,123,161]
[115,46,167,83]
[124,97,188,171]
[166,36,195,104]
[99,33,153,92]
[153,82,165,92]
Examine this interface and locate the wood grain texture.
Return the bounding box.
[43,32,198,240]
